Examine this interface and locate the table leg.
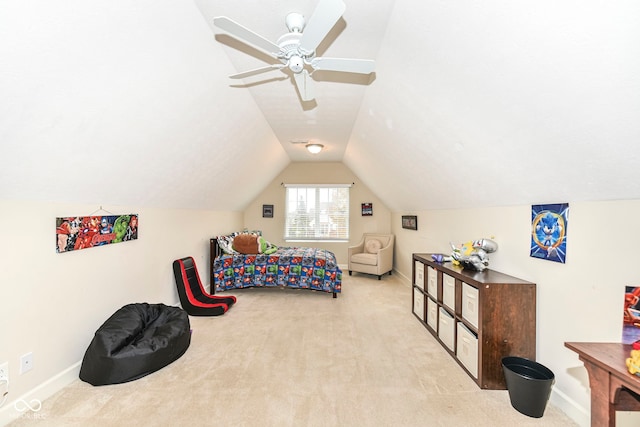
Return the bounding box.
[582,359,616,427]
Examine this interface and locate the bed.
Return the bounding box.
[209,235,342,298]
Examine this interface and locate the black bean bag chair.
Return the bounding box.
[79,303,191,386]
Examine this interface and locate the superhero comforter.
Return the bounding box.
[213,247,342,295]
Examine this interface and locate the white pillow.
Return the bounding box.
[365,239,383,254]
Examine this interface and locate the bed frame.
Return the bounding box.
[209,238,338,298]
[209,238,223,294]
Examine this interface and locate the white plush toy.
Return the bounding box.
[450,238,498,271]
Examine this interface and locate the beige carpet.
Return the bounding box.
[8,273,576,426]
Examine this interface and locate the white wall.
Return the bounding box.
[392,200,640,426]
[4,197,640,426]
[0,199,241,422]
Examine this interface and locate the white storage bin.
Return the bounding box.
[414,261,425,290]
[427,298,438,331]
[456,322,479,378]
[438,307,455,351]
[413,288,425,321]
[427,266,438,298]
[443,274,455,310]
[462,283,479,329]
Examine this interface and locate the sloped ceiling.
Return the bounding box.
[1,1,639,212]
[0,0,290,210]
[194,0,395,162]
[347,1,640,211]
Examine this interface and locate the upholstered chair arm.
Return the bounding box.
[376,240,394,274]
[348,240,365,257]
[348,240,365,270]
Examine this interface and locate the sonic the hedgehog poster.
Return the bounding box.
[530,203,569,263]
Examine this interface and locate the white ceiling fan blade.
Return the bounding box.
[298,0,346,55]
[310,57,375,74]
[213,16,281,56]
[293,70,315,102]
[230,64,286,79]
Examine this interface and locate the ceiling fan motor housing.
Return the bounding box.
[288,56,304,73]
[276,32,314,73]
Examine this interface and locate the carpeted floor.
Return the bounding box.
[7,272,576,426]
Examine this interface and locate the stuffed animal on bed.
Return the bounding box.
[231,233,279,255]
[233,233,259,254]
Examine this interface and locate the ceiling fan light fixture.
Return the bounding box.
[306,143,324,154]
[285,12,305,33]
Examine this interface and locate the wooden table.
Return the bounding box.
[565,342,640,427]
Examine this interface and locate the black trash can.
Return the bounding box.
[502,356,555,418]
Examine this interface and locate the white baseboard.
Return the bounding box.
[0,361,81,427]
[394,268,410,285]
[340,266,408,284]
[549,387,589,427]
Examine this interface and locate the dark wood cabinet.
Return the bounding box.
[412,253,536,389]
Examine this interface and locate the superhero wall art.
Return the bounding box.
[530,203,569,264]
[623,286,640,344]
[56,214,138,253]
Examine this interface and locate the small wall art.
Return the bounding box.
[623,286,640,344]
[530,203,569,263]
[402,215,418,230]
[56,214,138,253]
[262,204,274,218]
[361,203,373,216]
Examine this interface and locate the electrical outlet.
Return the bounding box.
[0,362,8,383]
[20,353,33,374]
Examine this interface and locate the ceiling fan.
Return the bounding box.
[212,0,375,102]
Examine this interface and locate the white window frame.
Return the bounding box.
[284,184,350,242]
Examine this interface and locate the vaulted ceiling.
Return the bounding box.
[2,1,639,212]
[194,0,393,163]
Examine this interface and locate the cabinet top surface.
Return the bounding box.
[413,253,535,285]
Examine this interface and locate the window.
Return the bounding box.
[284,184,350,241]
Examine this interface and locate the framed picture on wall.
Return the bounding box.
[361,203,373,216]
[262,204,274,218]
[402,215,418,230]
[622,286,640,344]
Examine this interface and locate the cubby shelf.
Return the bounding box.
[412,253,536,390]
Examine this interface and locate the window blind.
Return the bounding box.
[284,185,350,241]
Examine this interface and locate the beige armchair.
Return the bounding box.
[348,233,395,280]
